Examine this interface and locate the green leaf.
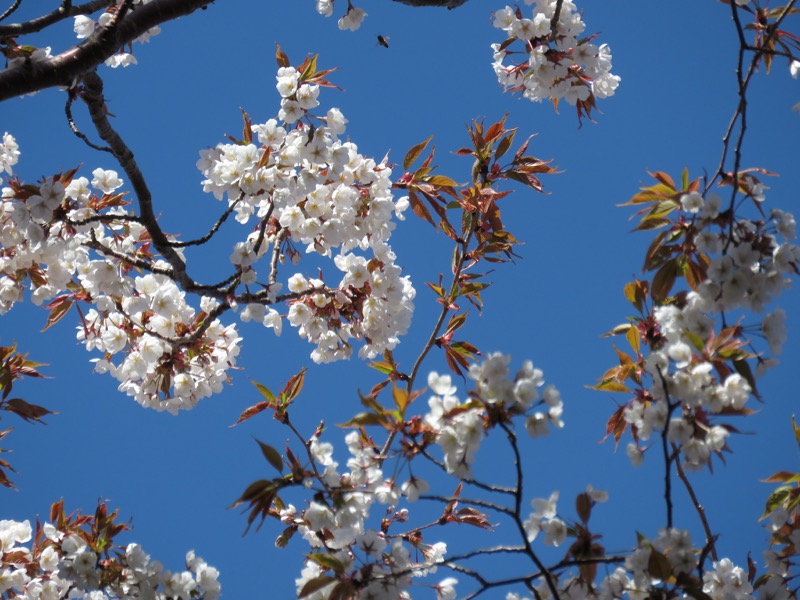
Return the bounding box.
[251,380,276,404]
[392,385,409,413]
[681,167,690,191]
[761,486,792,520]
[299,576,336,598]
[732,359,758,399]
[626,324,640,354]
[275,525,296,548]
[426,175,460,187]
[623,280,649,313]
[339,412,388,428]
[307,553,347,573]
[255,439,283,473]
[684,330,705,353]
[592,379,630,393]
[368,360,394,375]
[495,131,516,161]
[762,471,800,484]
[647,549,673,580]
[300,53,319,81]
[651,259,679,302]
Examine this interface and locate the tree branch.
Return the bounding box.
[0,0,213,102]
[79,69,196,292]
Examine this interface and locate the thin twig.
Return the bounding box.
[169,194,244,248]
[0,0,23,24]
[419,447,515,495]
[418,493,516,517]
[655,365,675,529]
[500,421,561,600]
[65,92,112,153]
[672,443,718,563]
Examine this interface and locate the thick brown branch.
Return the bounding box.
[0,0,213,101]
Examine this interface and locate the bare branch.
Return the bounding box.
[0,0,24,24]
[65,90,112,153]
[673,443,719,564]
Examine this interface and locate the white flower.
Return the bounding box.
[542,517,567,546]
[338,6,367,31]
[531,491,559,519]
[74,15,96,38]
[401,476,429,502]
[91,168,124,193]
[680,191,704,214]
[493,6,516,30]
[436,577,459,600]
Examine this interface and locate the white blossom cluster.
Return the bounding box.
[0,139,242,413]
[0,519,220,599]
[624,192,798,470]
[73,1,161,69]
[197,64,415,363]
[507,525,792,600]
[685,191,798,313]
[83,287,242,415]
[491,0,620,107]
[0,59,415,410]
[282,430,449,599]
[425,353,563,478]
[280,358,559,596]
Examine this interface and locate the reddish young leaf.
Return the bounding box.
[408,190,435,227]
[576,491,592,523]
[403,136,433,170]
[4,398,55,423]
[601,405,629,446]
[283,367,307,403]
[275,42,290,68]
[41,296,73,332]
[230,401,271,427]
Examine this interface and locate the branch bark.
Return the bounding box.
[0,0,213,102]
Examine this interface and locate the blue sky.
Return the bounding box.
[2,0,800,598]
